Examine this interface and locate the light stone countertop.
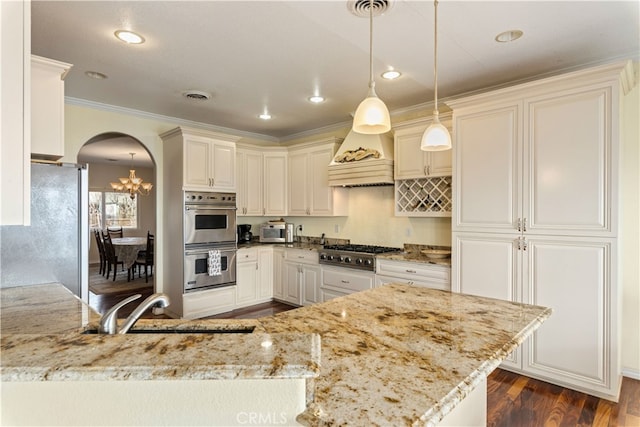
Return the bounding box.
[0,282,551,426]
[0,284,320,382]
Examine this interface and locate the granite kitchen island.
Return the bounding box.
[1,283,550,426]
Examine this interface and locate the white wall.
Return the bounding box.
[242,186,451,247]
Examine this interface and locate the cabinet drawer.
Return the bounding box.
[182,287,236,319]
[285,248,318,264]
[376,259,450,283]
[322,267,374,293]
[237,247,258,263]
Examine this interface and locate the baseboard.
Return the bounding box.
[622,368,640,380]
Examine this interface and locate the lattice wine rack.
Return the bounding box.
[395,176,452,217]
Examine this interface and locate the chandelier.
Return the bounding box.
[110,153,153,199]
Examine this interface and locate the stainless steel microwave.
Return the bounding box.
[259,223,294,243]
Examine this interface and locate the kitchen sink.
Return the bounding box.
[82,326,255,335]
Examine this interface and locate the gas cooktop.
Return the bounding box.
[319,244,402,271]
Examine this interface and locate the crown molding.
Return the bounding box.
[65,97,280,143]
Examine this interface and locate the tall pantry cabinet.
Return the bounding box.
[448,61,635,401]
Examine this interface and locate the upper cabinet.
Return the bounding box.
[31,55,72,160]
[393,114,452,180]
[288,138,348,217]
[161,127,240,194]
[393,115,453,217]
[1,0,30,225]
[449,62,634,237]
[236,145,287,216]
[181,131,237,192]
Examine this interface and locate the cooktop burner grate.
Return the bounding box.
[322,244,402,254]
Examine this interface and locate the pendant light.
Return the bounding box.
[352,0,391,135]
[421,0,452,151]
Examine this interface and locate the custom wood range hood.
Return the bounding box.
[327,130,394,187]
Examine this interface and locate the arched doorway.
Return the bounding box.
[77,133,158,316]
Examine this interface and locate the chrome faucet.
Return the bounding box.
[98,293,170,334]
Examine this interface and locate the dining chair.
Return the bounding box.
[102,232,125,281]
[135,231,154,283]
[107,226,123,238]
[93,229,107,276]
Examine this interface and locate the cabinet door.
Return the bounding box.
[236,150,246,214]
[524,88,614,236]
[263,153,287,216]
[236,260,258,306]
[183,137,212,189]
[428,150,452,176]
[301,264,321,306]
[288,151,308,215]
[31,56,70,160]
[394,131,428,179]
[453,104,522,233]
[244,150,263,215]
[211,141,236,191]
[452,232,521,369]
[272,248,285,300]
[523,237,616,396]
[283,262,301,305]
[257,248,273,300]
[308,147,334,215]
[1,0,30,225]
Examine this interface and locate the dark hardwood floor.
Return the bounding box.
[89,268,639,426]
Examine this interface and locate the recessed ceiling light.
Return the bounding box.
[259,113,272,120]
[382,70,401,80]
[85,70,108,79]
[114,30,145,44]
[308,95,325,103]
[495,30,523,43]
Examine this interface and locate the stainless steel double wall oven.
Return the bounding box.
[183,191,237,292]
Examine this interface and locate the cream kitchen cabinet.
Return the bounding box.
[448,62,633,401]
[31,55,71,160]
[288,139,348,217]
[184,135,236,192]
[236,148,264,216]
[236,248,259,307]
[282,248,319,306]
[272,246,286,301]
[236,146,287,216]
[1,0,30,225]
[393,114,452,180]
[375,259,450,291]
[321,266,374,301]
[161,127,240,193]
[257,247,274,301]
[453,232,617,392]
[236,246,274,308]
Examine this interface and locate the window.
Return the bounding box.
[89,191,138,230]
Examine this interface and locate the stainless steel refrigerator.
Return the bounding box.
[0,162,88,300]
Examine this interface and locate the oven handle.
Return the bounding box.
[185,248,237,256]
[185,206,237,211]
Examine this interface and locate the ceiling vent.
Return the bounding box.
[182,90,211,101]
[347,0,393,18]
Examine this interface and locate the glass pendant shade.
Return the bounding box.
[353,86,391,134]
[420,112,452,151]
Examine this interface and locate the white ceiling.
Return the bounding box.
[33,0,639,162]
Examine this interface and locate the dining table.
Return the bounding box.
[111,237,147,270]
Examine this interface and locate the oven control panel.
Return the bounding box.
[185,191,236,207]
[319,251,376,271]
